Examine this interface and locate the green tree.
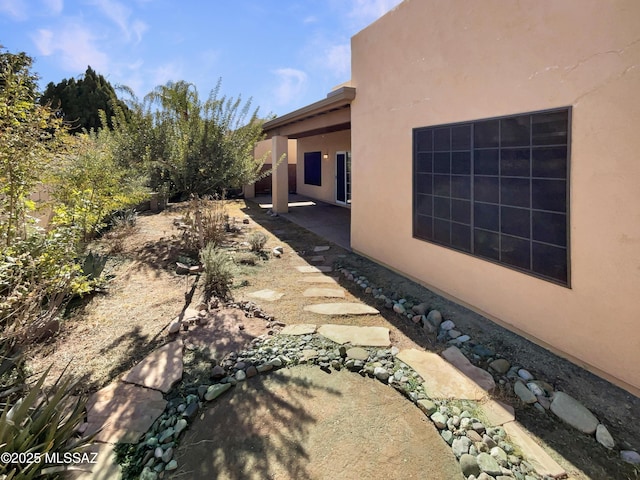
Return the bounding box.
[144,79,267,197]
[0,48,65,247]
[39,65,130,132]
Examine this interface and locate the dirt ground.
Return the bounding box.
[27,199,640,480]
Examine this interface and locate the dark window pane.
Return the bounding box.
[415,215,433,240]
[501,235,531,269]
[474,229,499,260]
[474,120,499,148]
[433,174,450,196]
[451,125,471,150]
[451,175,471,199]
[416,129,433,151]
[474,203,499,231]
[451,199,471,224]
[532,211,567,246]
[304,151,322,186]
[416,152,433,173]
[416,174,432,194]
[434,152,451,173]
[501,178,530,207]
[434,127,450,151]
[474,149,499,175]
[501,148,530,177]
[452,151,470,174]
[532,242,568,283]
[501,206,530,238]
[452,223,471,251]
[501,115,531,147]
[532,147,567,178]
[532,110,568,146]
[433,219,451,244]
[434,197,451,220]
[532,179,566,212]
[416,194,432,216]
[474,176,499,203]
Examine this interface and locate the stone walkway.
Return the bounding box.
[74,244,601,479]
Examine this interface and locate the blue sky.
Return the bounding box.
[1,0,402,117]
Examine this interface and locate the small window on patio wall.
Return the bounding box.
[413,107,571,286]
[304,151,322,186]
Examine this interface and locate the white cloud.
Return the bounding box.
[323,43,350,78]
[90,0,148,43]
[41,0,63,15]
[272,68,307,106]
[303,15,317,24]
[31,22,109,72]
[0,0,28,20]
[151,62,184,88]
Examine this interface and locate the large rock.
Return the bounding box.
[595,424,615,449]
[550,392,599,434]
[459,454,480,477]
[204,383,232,401]
[514,381,537,404]
[476,452,502,476]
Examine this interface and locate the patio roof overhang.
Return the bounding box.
[263,86,355,139]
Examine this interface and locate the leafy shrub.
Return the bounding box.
[200,243,234,301]
[111,208,138,229]
[0,341,94,479]
[248,232,267,252]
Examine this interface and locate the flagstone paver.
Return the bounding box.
[248,289,284,302]
[304,303,379,316]
[317,324,390,346]
[121,339,183,393]
[396,348,489,401]
[313,246,330,252]
[503,421,566,478]
[302,287,346,298]
[67,443,122,480]
[85,382,167,443]
[281,324,317,335]
[309,255,325,263]
[296,265,333,273]
[301,276,339,284]
[441,346,496,393]
[480,399,516,426]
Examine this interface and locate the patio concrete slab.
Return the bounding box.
[317,324,390,347]
[302,287,346,298]
[441,346,496,393]
[301,276,339,284]
[85,382,167,444]
[396,348,489,401]
[296,266,333,273]
[248,289,284,302]
[304,303,379,316]
[503,421,566,478]
[121,339,183,393]
[280,324,317,335]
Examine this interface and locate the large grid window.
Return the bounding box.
[413,108,570,286]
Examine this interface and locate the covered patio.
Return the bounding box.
[250,194,351,250]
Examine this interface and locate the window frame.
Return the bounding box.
[412,107,572,287]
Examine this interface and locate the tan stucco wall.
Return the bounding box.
[350,0,640,394]
[254,138,297,165]
[297,130,351,205]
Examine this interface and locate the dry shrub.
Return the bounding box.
[182,194,227,253]
[200,242,234,301]
[248,232,267,252]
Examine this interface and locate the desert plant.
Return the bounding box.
[0,341,94,479]
[182,195,227,252]
[111,208,138,229]
[248,232,267,252]
[200,242,234,301]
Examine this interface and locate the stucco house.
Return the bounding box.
[249,0,640,396]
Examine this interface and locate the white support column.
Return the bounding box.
[272,135,289,213]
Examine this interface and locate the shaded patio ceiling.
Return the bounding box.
[263,86,355,139]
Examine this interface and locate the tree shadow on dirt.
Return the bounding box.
[171,370,341,480]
